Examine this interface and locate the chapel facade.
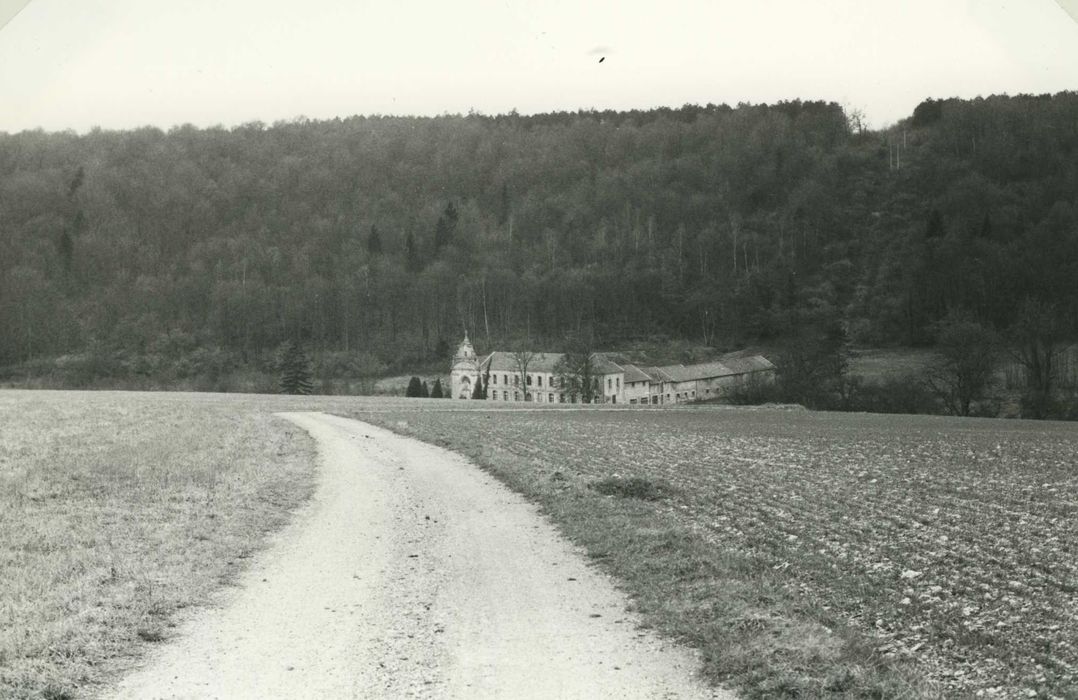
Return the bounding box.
[449,333,481,399]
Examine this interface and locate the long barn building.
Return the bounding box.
[449,335,775,405]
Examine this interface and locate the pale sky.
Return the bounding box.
[1,0,1077,133]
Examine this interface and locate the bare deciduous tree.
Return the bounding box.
[924,311,998,416]
[511,348,535,401]
[1010,299,1068,418]
[554,330,601,404]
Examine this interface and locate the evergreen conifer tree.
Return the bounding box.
[471,373,484,399]
[421,380,430,397]
[498,182,509,225]
[405,232,421,272]
[433,201,459,253]
[278,340,314,395]
[405,376,423,397]
[430,378,444,398]
[367,224,382,255]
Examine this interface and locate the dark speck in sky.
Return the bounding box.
[599,57,605,63]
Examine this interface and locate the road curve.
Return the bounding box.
[109,411,729,699]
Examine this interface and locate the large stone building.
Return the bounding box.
[449,336,775,405]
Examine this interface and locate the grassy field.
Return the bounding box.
[348,404,1078,699]
[847,348,939,383]
[3,391,1077,698]
[0,391,323,700]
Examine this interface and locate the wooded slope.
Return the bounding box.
[1,93,1076,381]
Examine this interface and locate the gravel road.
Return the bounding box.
[109,411,728,699]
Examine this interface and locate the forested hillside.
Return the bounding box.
[2,93,1077,396]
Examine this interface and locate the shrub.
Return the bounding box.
[726,373,779,405]
[589,476,667,501]
[405,376,423,397]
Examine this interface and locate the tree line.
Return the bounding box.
[1,94,1076,413]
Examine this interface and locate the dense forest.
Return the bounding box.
[1,93,1077,409]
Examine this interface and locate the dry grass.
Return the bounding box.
[0,390,318,699]
[349,404,1078,699]
[848,347,940,383]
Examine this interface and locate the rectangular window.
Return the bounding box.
[549,393,554,403]
[526,374,532,386]
[537,375,543,387]
[514,391,520,401]
[616,377,620,390]
[492,374,497,385]
[503,391,508,401]
[504,374,508,385]
[607,378,612,390]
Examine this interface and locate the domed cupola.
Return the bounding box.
[455,332,476,362]
[450,332,481,399]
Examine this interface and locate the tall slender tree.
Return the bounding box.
[511,349,535,401]
[367,224,383,256]
[278,340,314,395]
[433,201,459,253]
[554,329,601,403]
[405,232,421,273]
[924,310,998,416]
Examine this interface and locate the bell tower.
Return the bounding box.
[450,332,480,399]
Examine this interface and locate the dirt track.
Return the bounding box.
[108,411,727,699]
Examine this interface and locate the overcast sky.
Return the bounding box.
[1,0,1077,134]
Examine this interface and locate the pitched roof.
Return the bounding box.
[632,355,775,384]
[638,365,684,383]
[481,351,563,373]
[720,356,775,374]
[592,355,626,375]
[620,364,653,383]
[475,349,774,381]
[664,365,701,382]
[678,361,733,381]
[480,351,625,375]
